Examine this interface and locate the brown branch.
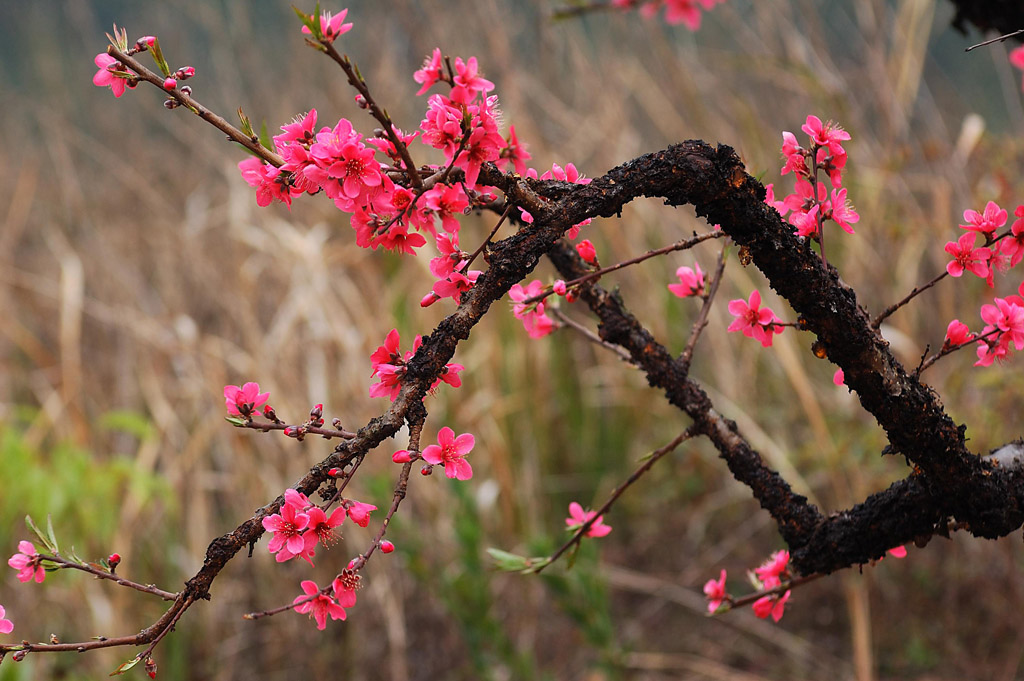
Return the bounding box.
[106,45,283,167]
[37,552,177,601]
[680,243,728,371]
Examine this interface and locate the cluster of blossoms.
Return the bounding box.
[565,502,612,538]
[611,0,726,31]
[368,328,463,400]
[261,488,376,566]
[702,550,793,622]
[765,115,859,239]
[941,203,1024,366]
[704,546,906,623]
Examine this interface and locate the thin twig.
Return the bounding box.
[535,430,694,573]
[872,270,947,328]
[965,29,1024,51]
[522,230,724,306]
[106,45,284,167]
[550,307,633,362]
[680,244,728,371]
[38,552,177,601]
[320,43,422,188]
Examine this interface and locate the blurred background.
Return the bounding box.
[1,0,1023,679]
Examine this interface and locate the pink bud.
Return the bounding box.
[162,77,177,90]
[553,280,567,296]
[380,540,395,554]
[328,468,341,478]
[392,449,412,463]
[420,292,439,307]
[576,239,597,264]
[420,465,432,476]
[177,66,195,79]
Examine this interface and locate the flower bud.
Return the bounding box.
[420,465,433,476]
[162,77,177,90]
[179,85,192,97]
[163,99,180,110]
[355,95,368,109]
[328,468,341,478]
[380,540,395,554]
[13,650,27,662]
[176,66,195,79]
[392,449,412,464]
[552,280,567,296]
[108,553,121,572]
[420,292,439,308]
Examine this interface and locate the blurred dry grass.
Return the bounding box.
[1,0,1023,679]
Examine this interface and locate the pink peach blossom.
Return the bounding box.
[565,501,612,538]
[422,427,475,480]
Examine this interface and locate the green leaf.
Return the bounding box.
[224,415,248,427]
[566,542,581,570]
[148,37,171,77]
[486,548,530,572]
[110,655,142,676]
[258,121,274,153]
[292,5,321,39]
[45,514,59,553]
[25,515,56,553]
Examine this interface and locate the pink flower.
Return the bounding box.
[944,319,974,348]
[450,56,495,104]
[980,298,1024,351]
[565,501,612,538]
[801,115,850,156]
[668,263,705,298]
[832,368,845,386]
[576,239,598,265]
[422,427,475,480]
[752,590,791,622]
[887,545,907,559]
[293,580,347,630]
[960,201,1007,235]
[1011,46,1024,91]
[224,382,270,417]
[703,569,728,613]
[332,570,360,608]
[345,500,377,527]
[498,125,531,176]
[414,48,444,95]
[8,541,44,584]
[301,9,353,42]
[92,53,127,98]
[238,157,292,208]
[509,281,558,339]
[0,605,12,635]
[764,183,790,217]
[828,188,859,234]
[727,290,784,347]
[303,506,346,549]
[944,233,990,279]
[754,550,790,589]
[262,490,312,561]
[1000,210,1024,267]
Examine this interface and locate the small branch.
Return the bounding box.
[535,429,694,573]
[106,45,283,167]
[462,203,514,272]
[551,0,622,20]
[522,230,724,306]
[239,420,356,439]
[872,270,948,329]
[724,572,825,610]
[550,307,633,362]
[38,552,177,601]
[914,327,1002,376]
[319,42,422,188]
[965,28,1024,51]
[680,244,728,371]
